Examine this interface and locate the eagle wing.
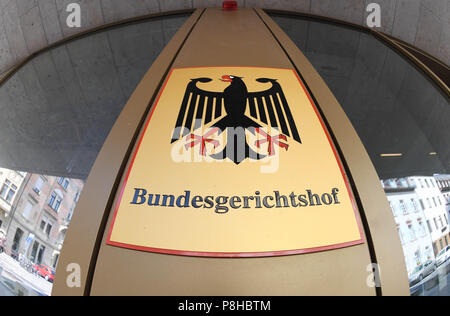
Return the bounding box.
[247,78,301,143]
[171,78,225,143]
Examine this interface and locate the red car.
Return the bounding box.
[33,264,55,283]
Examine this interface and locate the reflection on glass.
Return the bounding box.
[0,15,189,179]
[0,14,189,296]
[381,176,450,295]
[0,168,83,296]
[271,13,450,296]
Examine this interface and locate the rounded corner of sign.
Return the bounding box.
[104,238,368,258]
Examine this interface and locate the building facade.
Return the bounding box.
[383,175,450,274]
[0,168,26,238]
[434,174,450,222]
[382,178,435,276]
[3,172,84,268]
[411,176,450,255]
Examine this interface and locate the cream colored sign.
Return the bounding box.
[107,67,364,257]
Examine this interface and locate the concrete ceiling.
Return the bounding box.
[0,0,449,76]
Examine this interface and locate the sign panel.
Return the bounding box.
[107,67,364,257]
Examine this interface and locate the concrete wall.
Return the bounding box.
[0,0,449,75]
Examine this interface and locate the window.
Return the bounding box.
[407,224,416,242]
[37,245,45,265]
[417,219,426,236]
[63,179,70,190]
[39,216,53,237]
[411,199,419,212]
[45,223,52,237]
[30,242,39,263]
[74,191,80,203]
[53,254,59,269]
[54,198,62,212]
[397,226,404,244]
[48,192,57,208]
[418,179,424,188]
[48,192,56,208]
[399,200,407,214]
[389,201,397,216]
[427,220,433,233]
[33,177,44,195]
[48,191,63,212]
[67,209,73,222]
[0,180,18,203]
[413,249,421,265]
[39,219,46,231]
[433,243,438,256]
[12,228,23,252]
[58,177,70,190]
[22,201,33,220]
[419,199,425,210]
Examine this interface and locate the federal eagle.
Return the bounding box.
[171,75,301,164]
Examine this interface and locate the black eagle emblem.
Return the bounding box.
[171,75,301,164]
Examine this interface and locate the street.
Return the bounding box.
[0,253,52,296]
[410,260,450,296]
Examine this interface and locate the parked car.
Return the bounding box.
[436,246,450,266]
[408,260,436,286]
[33,264,55,283]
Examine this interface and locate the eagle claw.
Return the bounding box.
[255,128,289,156]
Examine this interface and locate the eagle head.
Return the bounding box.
[219,75,242,83]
